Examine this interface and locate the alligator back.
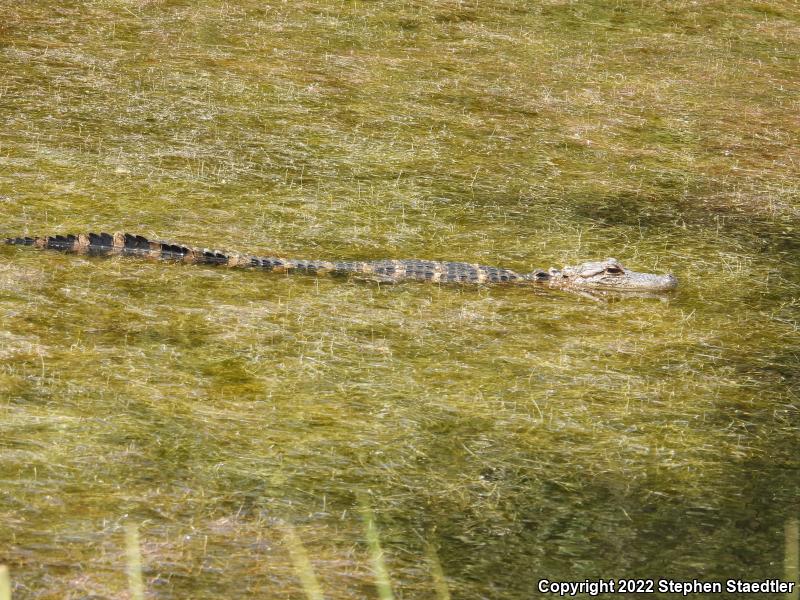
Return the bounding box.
[4,233,532,285]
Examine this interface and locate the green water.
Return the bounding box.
[1,1,798,598]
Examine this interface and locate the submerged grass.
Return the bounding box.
[125,523,145,600]
[0,566,9,600]
[359,495,395,600]
[0,0,798,598]
[280,522,325,600]
[425,543,452,600]
[788,518,800,600]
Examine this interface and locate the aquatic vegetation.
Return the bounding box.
[0,0,798,597]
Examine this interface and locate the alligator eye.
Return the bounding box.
[605,267,623,274]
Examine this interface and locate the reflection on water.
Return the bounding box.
[0,1,798,598]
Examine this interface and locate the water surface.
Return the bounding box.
[0,1,798,598]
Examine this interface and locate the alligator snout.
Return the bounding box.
[657,273,678,290]
[549,259,678,291]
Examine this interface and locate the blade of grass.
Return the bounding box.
[125,523,145,600]
[279,522,325,600]
[787,517,799,600]
[425,543,451,600]
[0,565,10,600]
[358,494,394,600]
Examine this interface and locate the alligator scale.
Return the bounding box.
[3,233,677,293]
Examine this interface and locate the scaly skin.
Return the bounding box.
[3,233,677,291]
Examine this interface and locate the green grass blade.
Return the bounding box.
[0,565,10,600]
[359,496,394,600]
[280,523,325,600]
[426,543,451,600]
[125,523,145,600]
[787,517,799,600]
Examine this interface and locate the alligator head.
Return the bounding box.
[545,258,677,292]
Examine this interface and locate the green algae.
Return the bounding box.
[0,0,798,598]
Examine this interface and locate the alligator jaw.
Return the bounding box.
[546,258,677,292]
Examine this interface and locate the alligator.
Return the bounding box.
[3,232,677,293]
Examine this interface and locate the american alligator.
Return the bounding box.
[3,232,677,292]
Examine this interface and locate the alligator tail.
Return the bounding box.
[4,236,37,246]
[249,256,338,275]
[4,232,229,264]
[118,234,236,265]
[4,234,82,250]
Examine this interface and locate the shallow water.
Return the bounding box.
[1,1,798,598]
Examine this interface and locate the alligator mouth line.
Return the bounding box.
[545,258,678,291]
[4,233,677,294]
